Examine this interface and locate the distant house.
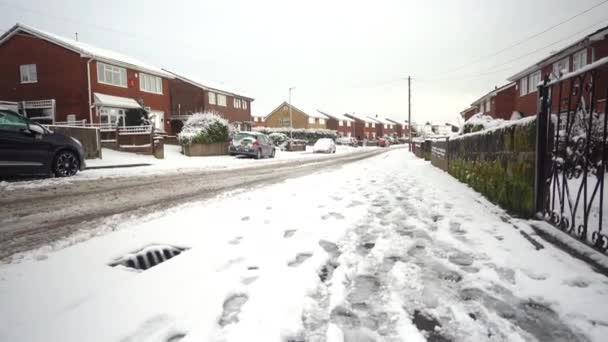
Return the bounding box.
[165,70,254,134]
[0,23,174,132]
[344,113,379,140]
[264,102,328,129]
[371,116,395,138]
[507,25,608,116]
[319,110,355,137]
[251,113,266,127]
[386,118,409,138]
[469,83,516,121]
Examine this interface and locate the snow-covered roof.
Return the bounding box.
[386,118,405,126]
[318,110,354,122]
[370,116,393,125]
[508,24,608,81]
[163,70,254,100]
[94,93,142,109]
[251,113,266,118]
[0,23,174,79]
[345,112,377,123]
[267,102,329,120]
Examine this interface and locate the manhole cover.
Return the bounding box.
[109,244,188,271]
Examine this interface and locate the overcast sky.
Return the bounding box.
[1,0,607,124]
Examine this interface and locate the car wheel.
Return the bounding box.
[255,149,262,159]
[53,150,79,177]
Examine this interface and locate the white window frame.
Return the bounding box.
[553,58,569,78]
[485,99,490,112]
[528,71,541,94]
[208,92,216,105]
[217,94,227,107]
[308,117,316,124]
[243,101,248,110]
[520,77,528,97]
[372,123,376,128]
[233,98,241,109]
[97,62,127,88]
[365,122,369,128]
[20,64,37,84]
[347,121,351,127]
[319,118,325,125]
[139,73,163,95]
[338,120,344,126]
[573,49,588,72]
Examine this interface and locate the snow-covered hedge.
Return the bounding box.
[462,114,505,134]
[253,127,338,143]
[268,132,289,146]
[178,112,235,145]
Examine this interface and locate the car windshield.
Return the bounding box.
[3,3,608,341]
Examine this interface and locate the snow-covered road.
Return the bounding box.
[1,149,608,341]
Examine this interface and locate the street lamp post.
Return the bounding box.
[288,87,295,139]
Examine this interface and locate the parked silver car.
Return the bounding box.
[229,132,275,159]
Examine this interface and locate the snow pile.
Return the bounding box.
[462,113,506,134]
[253,127,337,143]
[454,116,536,140]
[177,112,235,145]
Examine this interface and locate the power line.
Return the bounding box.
[427,0,608,78]
[419,17,608,83]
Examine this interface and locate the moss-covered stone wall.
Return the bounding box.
[447,119,537,217]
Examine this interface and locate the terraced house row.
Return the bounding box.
[259,101,411,140]
[0,23,253,135]
[461,25,608,121]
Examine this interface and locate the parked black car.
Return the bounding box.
[229,131,275,159]
[0,109,86,178]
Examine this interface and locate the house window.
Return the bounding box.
[319,118,325,125]
[347,121,351,127]
[139,73,163,94]
[339,120,344,126]
[20,64,37,83]
[217,94,227,107]
[573,49,588,71]
[365,122,369,128]
[209,92,216,105]
[529,71,541,93]
[234,98,241,109]
[520,77,528,96]
[279,118,290,127]
[243,101,248,110]
[97,62,127,87]
[384,124,388,129]
[485,99,490,112]
[553,58,569,78]
[308,117,315,124]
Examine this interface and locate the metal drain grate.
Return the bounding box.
[109,244,188,271]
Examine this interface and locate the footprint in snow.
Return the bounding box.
[288,253,313,267]
[321,212,345,220]
[228,236,242,245]
[283,229,297,238]
[218,294,249,327]
[241,216,250,221]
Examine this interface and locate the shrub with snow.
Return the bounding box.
[178,112,235,145]
[462,114,505,134]
[268,132,289,147]
[253,127,337,144]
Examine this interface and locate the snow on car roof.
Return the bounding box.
[1,23,174,79]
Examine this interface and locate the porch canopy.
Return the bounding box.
[93,93,142,109]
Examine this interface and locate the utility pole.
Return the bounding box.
[75,32,79,41]
[288,87,295,139]
[408,76,412,152]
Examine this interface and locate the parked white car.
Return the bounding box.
[313,138,336,154]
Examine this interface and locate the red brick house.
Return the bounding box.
[252,113,266,127]
[371,116,395,138]
[0,23,174,132]
[460,106,478,121]
[164,71,254,134]
[386,118,409,138]
[345,113,379,140]
[507,25,608,116]
[469,83,516,121]
[319,110,355,137]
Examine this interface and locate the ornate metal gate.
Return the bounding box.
[536,61,608,253]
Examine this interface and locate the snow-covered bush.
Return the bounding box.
[462,114,505,134]
[268,132,289,146]
[178,112,235,145]
[253,127,337,144]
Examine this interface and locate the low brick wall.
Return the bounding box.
[447,118,537,217]
[47,125,101,159]
[430,139,448,172]
[182,142,229,156]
